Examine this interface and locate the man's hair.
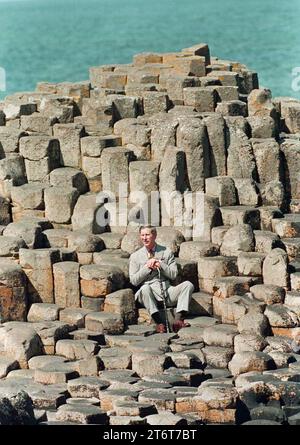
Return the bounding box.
[139,225,157,235]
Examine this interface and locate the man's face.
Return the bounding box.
[140,228,156,250]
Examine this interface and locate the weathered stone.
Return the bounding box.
[34,362,79,384]
[98,347,132,371]
[85,312,124,334]
[59,308,90,328]
[179,241,219,261]
[229,352,275,376]
[71,193,104,234]
[282,238,300,261]
[98,233,123,250]
[237,312,271,336]
[248,88,276,119]
[19,248,60,304]
[0,260,27,322]
[154,227,186,256]
[101,147,132,197]
[80,264,125,297]
[49,167,88,195]
[121,232,143,254]
[213,276,261,299]
[104,289,136,325]
[264,305,299,328]
[227,129,257,180]
[20,112,57,134]
[55,403,108,424]
[272,215,300,238]
[138,389,176,411]
[151,118,178,162]
[250,284,285,305]
[44,186,79,224]
[80,296,105,312]
[19,136,60,182]
[3,220,44,249]
[203,324,238,347]
[0,324,43,368]
[202,113,227,176]
[216,99,247,117]
[220,206,260,229]
[28,355,67,370]
[11,183,45,211]
[176,118,210,191]
[251,138,281,184]
[280,140,300,200]
[234,178,259,207]
[247,115,276,138]
[198,256,237,293]
[99,388,139,411]
[237,252,265,276]
[262,248,289,289]
[221,224,254,256]
[52,123,84,168]
[195,380,237,409]
[211,226,229,246]
[213,295,263,325]
[290,272,300,291]
[183,87,216,112]
[42,229,69,248]
[0,197,11,226]
[0,128,26,154]
[234,334,267,353]
[67,376,109,398]
[31,320,76,354]
[142,91,170,115]
[254,230,281,253]
[205,176,236,206]
[55,339,99,360]
[27,303,60,322]
[0,153,26,197]
[0,357,19,379]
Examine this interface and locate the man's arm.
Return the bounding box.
[129,254,151,287]
[159,250,178,280]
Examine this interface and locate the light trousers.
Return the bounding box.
[136,280,194,316]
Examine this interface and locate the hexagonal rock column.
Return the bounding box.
[176,118,210,192]
[53,262,80,308]
[101,147,133,197]
[71,193,105,234]
[44,186,79,224]
[0,259,27,322]
[104,289,137,325]
[262,248,289,290]
[53,123,85,168]
[19,135,61,183]
[19,248,60,304]
[80,264,125,300]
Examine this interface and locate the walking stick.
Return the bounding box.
[157,267,170,333]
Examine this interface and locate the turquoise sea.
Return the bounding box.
[0,0,300,100]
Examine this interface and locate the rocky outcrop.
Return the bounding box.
[0,42,299,425]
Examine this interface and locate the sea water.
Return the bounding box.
[0,0,299,99]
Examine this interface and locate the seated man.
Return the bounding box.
[129,225,194,333]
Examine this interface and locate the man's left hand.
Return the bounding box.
[153,260,161,270]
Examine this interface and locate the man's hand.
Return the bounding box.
[146,259,161,270]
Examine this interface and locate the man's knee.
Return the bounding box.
[140,284,152,294]
[182,281,194,294]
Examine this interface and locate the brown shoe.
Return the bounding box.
[172,320,190,333]
[156,323,166,334]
